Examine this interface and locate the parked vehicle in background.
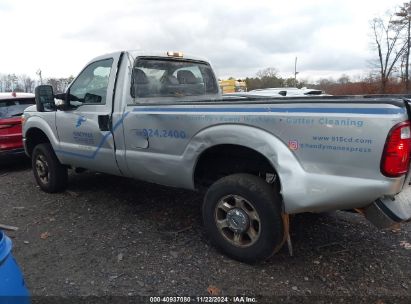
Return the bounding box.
[233,87,328,97]
[0,230,30,300]
[0,93,35,156]
[23,50,411,263]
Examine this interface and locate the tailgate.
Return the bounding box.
[404,98,411,187]
[365,99,411,228]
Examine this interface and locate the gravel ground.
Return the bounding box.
[1,155,411,303]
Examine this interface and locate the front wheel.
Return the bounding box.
[203,174,285,263]
[32,143,68,193]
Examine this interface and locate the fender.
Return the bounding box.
[183,124,404,214]
[23,113,60,157]
[183,124,305,202]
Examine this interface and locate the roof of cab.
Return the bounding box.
[87,50,210,65]
[0,92,35,100]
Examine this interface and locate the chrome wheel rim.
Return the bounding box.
[35,154,49,185]
[214,195,261,247]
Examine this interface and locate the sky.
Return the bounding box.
[0,0,405,82]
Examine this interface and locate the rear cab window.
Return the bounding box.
[130,57,219,103]
[0,98,35,119]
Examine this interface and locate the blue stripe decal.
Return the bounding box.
[132,107,404,115]
[55,111,130,159]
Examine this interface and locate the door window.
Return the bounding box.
[69,58,113,106]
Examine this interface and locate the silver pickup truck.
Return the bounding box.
[22,51,411,262]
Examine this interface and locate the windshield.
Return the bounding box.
[130,58,219,102]
[0,98,35,119]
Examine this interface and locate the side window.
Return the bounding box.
[69,58,113,105]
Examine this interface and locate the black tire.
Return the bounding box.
[32,143,68,193]
[203,173,285,263]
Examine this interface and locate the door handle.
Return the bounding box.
[98,115,110,131]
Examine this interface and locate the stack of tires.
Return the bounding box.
[0,230,30,303]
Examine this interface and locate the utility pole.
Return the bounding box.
[11,74,17,92]
[36,69,43,85]
[294,57,299,88]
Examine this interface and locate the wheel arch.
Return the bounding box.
[188,124,302,197]
[194,143,281,191]
[25,127,51,157]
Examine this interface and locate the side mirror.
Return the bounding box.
[54,92,70,110]
[34,85,56,112]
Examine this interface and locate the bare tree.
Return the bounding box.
[20,75,34,93]
[1,74,15,92]
[338,74,350,85]
[46,77,72,93]
[371,15,407,93]
[46,78,60,94]
[256,67,279,79]
[392,2,411,92]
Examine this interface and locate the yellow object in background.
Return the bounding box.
[219,79,247,94]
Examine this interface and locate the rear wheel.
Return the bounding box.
[203,173,285,263]
[32,143,68,193]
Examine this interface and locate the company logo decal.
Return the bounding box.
[76,116,87,128]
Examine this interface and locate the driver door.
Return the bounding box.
[55,56,122,175]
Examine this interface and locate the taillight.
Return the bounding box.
[381,121,411,177]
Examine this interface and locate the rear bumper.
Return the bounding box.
[0,131,24,151]
[365,184,411,228]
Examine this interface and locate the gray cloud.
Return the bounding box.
[57,0,391,78]
[301,49,368,71]
[0,1,12,11]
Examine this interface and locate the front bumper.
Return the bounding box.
[0,148,25,157]
[365,184,411,229]
[23,137,29,157]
